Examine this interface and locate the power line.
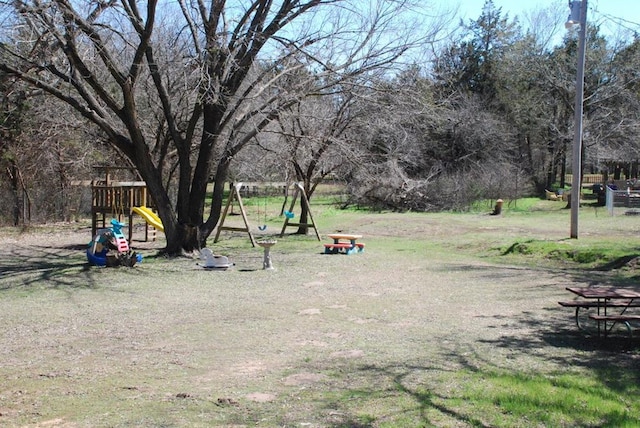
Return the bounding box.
[590,4,640,35]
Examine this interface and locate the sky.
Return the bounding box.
[447,0,640,40]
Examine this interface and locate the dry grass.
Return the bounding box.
[1,205,640,427]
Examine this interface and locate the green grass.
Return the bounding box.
[471,197,543,213]
[232,192,640,273]
[278,366,640,427]
[497,238,640,267]
[459,196,640,272]
[459,369,640,427]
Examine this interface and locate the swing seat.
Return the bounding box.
[284,211,295,219]
[258,225,267,231]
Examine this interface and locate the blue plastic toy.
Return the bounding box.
[86,219,141,267]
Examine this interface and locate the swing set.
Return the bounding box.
[214,182,320,246]
[279,182,321,240]
[213,182,257,247]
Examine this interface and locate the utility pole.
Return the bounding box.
[566,0,588,239]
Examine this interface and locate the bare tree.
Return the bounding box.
[0,74,29,225]
[0,0,438,253]
[271,82,359,233]
[0,70,94,225]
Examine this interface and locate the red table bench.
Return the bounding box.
[324,234,365,255]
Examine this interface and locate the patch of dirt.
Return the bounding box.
[245,392,276,402]
[282,372,326,386]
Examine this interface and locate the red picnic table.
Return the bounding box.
[323,233,365,255]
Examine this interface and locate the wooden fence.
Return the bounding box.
[565,174,604,186]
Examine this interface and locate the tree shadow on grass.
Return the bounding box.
[298,336,640,427]
[420,262,640,421]
[304,356,587,427]
[471,306,640,418]
[0,242,115,290]
[297,361,493,428]
[0,235,169,292]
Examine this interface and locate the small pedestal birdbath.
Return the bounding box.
[257,240,277,270]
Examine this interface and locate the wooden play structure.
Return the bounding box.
[280,182,320,241]
[91,166,156,242]
[213,182,257,247]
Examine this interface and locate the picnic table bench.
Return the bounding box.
[558,300,640,330]
[324,233,365,255]
[561,287,640,337]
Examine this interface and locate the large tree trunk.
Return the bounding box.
[150,156,230,254]
[295,180,316,235]
[296,203,310,235]
[194,156,232,249]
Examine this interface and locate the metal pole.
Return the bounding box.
[570,0,587,239]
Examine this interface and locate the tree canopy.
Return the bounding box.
[0,0,436,253]
[2,0,640,244]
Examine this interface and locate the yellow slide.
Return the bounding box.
[132,206,164,232]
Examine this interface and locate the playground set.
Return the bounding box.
[88,171,358,267]
[91,166,158,243]
[213,182,321,245]
[87,166,156,267]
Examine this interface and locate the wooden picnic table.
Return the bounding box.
[567,287,640,300]
[562,287,640,337]
[324,233,365,255]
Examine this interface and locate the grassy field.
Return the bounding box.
[1,197,640,427]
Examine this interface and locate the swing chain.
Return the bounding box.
[258,191,268,230]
